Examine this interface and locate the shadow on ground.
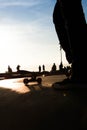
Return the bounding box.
[0,83,87,130]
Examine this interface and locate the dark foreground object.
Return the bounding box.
[23,76,42,85]
[52,78,87,90]
[53,0,87,82]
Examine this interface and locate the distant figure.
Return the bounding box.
[51,63,57,72]
[16,65,20,72]
[53,0,87,84]
[59,62,63,71]
[8,65,12,73]
[38,65,41,73]
[42,64,45,72]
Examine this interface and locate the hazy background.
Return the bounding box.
[0,0,86,73]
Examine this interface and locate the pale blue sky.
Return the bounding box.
[0,0,86,72]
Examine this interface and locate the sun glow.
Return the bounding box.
[0,24,21,72]
[0,22,69,73]
[0,25,16,45]
[0,23,35,72]
[0,78,30,93]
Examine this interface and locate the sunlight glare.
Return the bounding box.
[0,78,30,94]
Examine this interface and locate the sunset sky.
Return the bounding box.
[0,0,87,73]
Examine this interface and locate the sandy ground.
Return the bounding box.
[0,75,87,130]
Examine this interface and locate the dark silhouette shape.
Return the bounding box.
[8,65,12,73]
[51,63,57,72]
[38,65,41,73]
[23,76,42,86]
[53,0,87,84]
[53,0,72,64]
[16,65,20,72]
[42,64,45,72]
[59,62,63,71]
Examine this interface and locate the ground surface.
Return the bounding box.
[0,75,87,130]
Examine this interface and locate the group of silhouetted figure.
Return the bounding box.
[38,65,45,73]
[7,65,20,73]
[7,63,63,74]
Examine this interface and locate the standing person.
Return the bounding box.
[38,65,41,73]
[42,64,45,72]
[8,65,12,73]
[53,0,87,85]
[16,65,20,72]
[53,0,72,64]
[51,63,57,72]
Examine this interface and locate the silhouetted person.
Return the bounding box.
[53,0,87,84]
[16,65,20,72]
[39,65,41,73]
[8,65,12,73]
[59,62,63,71]
[51,63,57,72]
[42,64,45,72]
[53,0,72,64]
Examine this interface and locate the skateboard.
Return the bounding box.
[23,76,42,86]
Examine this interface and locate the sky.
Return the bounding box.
[0,0,87,73]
